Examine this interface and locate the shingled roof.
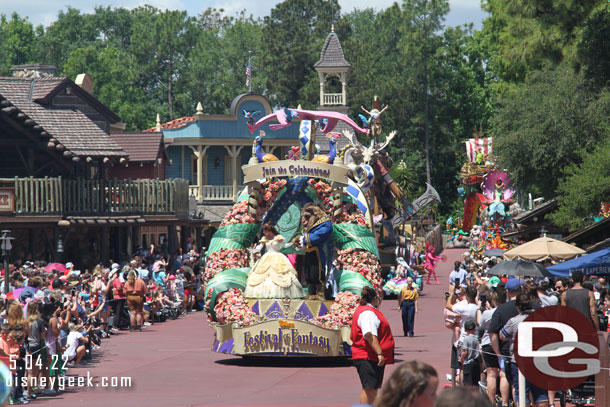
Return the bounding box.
[110,132,165,162]
[314,32,351,69]
[0,77,126,157]
[143,116,196,132]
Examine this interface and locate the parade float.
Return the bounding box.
[203,103,440,357]
[444,130,515,253]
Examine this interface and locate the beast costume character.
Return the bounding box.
[297,203,332,299]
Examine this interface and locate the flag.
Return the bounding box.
[245,58,251,87]
[465,137,493,162]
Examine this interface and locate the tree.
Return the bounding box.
[130,7,197,120]
[578,4,610,87]
[261,0,340,107]
[63,45,150,130]
[184,11,263,115]
[399,0,449,186]
[37,7,100,71]
[90,6,136,50]
[0,13,37,75]
[342,4,492,212]
[481,0,603,83]
[550,137,610,231]
[491,64,608,198]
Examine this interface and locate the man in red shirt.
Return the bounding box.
[350,286,395,405]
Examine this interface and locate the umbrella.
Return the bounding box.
[44,263,67,274]
[547,247,610,277]
[7,286,38,301]
[503,236,585,262]
[483,248,505,257]
[487,260,552,278]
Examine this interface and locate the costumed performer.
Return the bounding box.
[351,286,395,405]
[294,203,332,300]
[244,223,304,299]
[424,243,441,285]
[488,178,507,220]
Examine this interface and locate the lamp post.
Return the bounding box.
[55,235,64,263]
[0,230,14,295]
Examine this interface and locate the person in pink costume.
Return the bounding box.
[424,243,441,285]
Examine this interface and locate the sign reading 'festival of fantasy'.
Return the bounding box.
[211,319,350,357]
[242,161,350,185]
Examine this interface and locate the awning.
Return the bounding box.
[547,247,610,276]
[504,236,585,262]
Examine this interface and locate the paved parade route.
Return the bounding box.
[34,249,462,407]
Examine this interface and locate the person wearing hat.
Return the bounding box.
[64,262,75,276]
[165,274,178,302]
[488,275,501,288]
[458,319,480,388]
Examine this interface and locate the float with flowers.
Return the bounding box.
[204,104,440,357]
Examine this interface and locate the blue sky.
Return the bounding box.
[0,0,487,30]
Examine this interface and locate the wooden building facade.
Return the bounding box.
[0,65,190,267]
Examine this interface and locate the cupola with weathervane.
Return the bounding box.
[314,26,351,114]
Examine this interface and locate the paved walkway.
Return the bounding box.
[33,249,463,407]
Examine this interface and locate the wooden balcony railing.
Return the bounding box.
[4,177,189,217]
[189,185,244,202]
[323,93,343,106]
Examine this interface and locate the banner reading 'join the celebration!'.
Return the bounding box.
[242,161,350,184]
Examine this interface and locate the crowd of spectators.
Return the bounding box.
[442,251,609,407]
[0,243,206,405]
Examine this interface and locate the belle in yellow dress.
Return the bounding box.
[244,225,304,299]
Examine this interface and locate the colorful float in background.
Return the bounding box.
[204,103,441,357]
[594,202,610,222]
[444,130,515,253]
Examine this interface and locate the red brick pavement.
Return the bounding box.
[32,249,463,407]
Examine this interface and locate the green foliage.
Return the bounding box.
[390,160,418,200]
[130,7,198,120]
[481,0,603,82]
[0,13,37,75]
[37,7,101,71]
[11,1,610,230]
[340,2,493,215]
[261,0,340,107]
[578,4,610,87]
[549,138,610,231]
[491,64,608,198]
[63,46,149,130]
[185,11,263,115]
